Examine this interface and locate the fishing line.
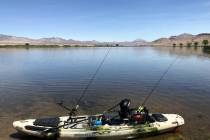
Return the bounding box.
[75,47,112,108]
[141,56,179,107]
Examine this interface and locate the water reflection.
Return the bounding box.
[0,47,210,140]
[203,46,210,55]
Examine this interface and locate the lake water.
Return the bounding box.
[0,47,210,140]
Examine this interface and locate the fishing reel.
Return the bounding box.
[67,105,80,122]
[57,101,79,122]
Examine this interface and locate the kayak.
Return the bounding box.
[13,113,184,139]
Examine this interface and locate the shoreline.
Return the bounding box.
[0,45,209,48]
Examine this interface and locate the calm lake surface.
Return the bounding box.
[0,47,210,140]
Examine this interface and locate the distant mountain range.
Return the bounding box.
[0,33,210,46]
[152,33,210,46]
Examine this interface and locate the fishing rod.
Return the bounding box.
[140,56,179,107]
[76,47,112,106]
[44,47,112,135]
[61,47,112,117]
[102,56,179,114]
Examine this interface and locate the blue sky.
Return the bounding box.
[0,0,210,41]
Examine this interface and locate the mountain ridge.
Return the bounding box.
[152,33,210,46]
[0,33,209,46]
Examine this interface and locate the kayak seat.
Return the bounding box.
[152,114,168,122]
[33,117,60,127]
[147,115,155,123]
